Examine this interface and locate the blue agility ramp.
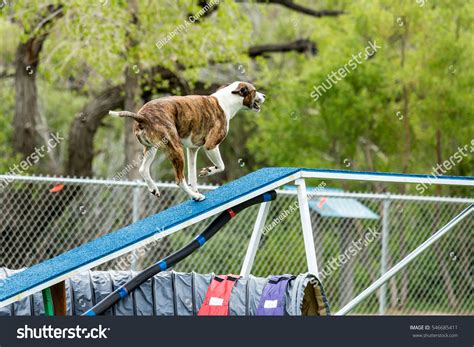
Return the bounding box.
[0,167,298,307]
[0,167,472,308]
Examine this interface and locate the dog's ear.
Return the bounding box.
[232,83,249,97]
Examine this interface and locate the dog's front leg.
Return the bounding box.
[199,146,225,177]
[186,147,199,193]
[139,146,160,197]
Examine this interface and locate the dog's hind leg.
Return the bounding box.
[186,147,200,193]
[199,146,225,177]
[139,146,160,198]
[167,144,205,201]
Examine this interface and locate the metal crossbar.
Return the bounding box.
[336,204,473,315]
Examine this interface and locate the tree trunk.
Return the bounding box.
[66,86,124,177]
[13,39,43,157]
[124,0,142,180]
[12,5,63,162]
[124,67,142,179]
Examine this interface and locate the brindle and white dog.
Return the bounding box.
[110,81,265,201]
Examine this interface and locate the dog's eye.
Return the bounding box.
[232,85,249,96]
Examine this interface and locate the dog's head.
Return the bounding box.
[218,81,265,112]
[231,81,265,112]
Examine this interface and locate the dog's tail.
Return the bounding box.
[109,110,145,121]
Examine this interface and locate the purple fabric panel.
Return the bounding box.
[256,275,294,316]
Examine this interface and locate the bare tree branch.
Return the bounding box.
[191,0,343,21]
[0,71,15,79]
[235,0,344,17]
[187,0,220,22]
[249,38,317,57]
[32,5,64,35]
[148,66,191,94]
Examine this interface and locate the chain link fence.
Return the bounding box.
[0,174,472,315]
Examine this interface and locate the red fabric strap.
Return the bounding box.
[198,275,241,316]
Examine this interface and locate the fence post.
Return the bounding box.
[379,195,391,314]
[132,183,140,223]
[130,182,141,271]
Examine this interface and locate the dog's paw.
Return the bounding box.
[192,192,206,202]
[149,188,161,198]
[199,166,217,177]
[198,168,210,177]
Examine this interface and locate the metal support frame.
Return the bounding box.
[130,184,141,271]
[240,202,272,277]
[295,178,319,275]
[336,204,473,315]
[2,169,471,308]
[132,184,140,223]
[379,196,391,314]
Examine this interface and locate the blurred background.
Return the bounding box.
[0,0,472,188]
[0,0,472,315]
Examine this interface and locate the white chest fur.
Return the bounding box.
[211,81,245,125]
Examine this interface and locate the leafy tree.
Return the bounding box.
[248,0,473,195]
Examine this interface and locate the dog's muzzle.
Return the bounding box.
[252,92,266,112]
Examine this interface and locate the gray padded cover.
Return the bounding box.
[110,271,134,316]
[133,272,153,316]
[192,272,213,313]
[91,271,114,316]
[247,275,268,315]
[173,272,193,315]
[0,269,329,316]
[153,272,174,315]
[69,271,93,315]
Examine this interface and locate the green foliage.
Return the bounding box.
[248,0,474,194]
[0,0,471,191]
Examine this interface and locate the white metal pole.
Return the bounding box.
[132,184,140,223]
[336,204,473,316]
[295,178,319,275]
[301,170,474,186]
[130,183,141,271]
[379,196,391,314]
[240,201,272,277]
